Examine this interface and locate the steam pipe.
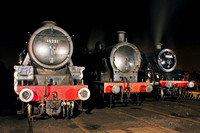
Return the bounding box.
[30,101,45,119]
[44,75,48,98]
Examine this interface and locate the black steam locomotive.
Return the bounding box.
[14,21,90,120]
[83,31,153,108]
[143,43,194,100]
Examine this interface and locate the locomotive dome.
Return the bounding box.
[28,21,73,69]
[157,48,177,72]
[110,31,141,73]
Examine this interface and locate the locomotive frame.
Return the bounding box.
[87,31,153,108]
[13,21,90,120]
[144,43,194,100]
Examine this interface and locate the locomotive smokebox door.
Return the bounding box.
[28,21,73,69]
[110,31,141,82]
[157,49,177,72]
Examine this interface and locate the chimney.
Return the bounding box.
[116,31,126,42]
[42,21,56,26]
[154,42,163,51]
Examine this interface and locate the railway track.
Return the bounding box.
[162,99,200,109]
[71,118,90,133]
[113,109,179,133]
[24,99,200,133]
[113,99,200,133]
[27,116,89,133]
[69,108,180,133]
[140,105,200,124]
[142,99,200,122]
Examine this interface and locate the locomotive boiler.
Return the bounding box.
[143,43,194,100]
[88,31,153,107]
[14,21,90,120]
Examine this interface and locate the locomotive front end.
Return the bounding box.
[14,21,90,120]
[145,43,194,100]
[91,31,152,107]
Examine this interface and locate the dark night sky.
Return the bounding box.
[0,0,200,72]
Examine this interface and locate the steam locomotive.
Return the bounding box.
[83,31,153,108]
[143,43,194,100]
[13,21,90,120]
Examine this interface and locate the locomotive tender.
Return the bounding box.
[143,43,194,100]
[14,21,90,120]
[87,31,153,107]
